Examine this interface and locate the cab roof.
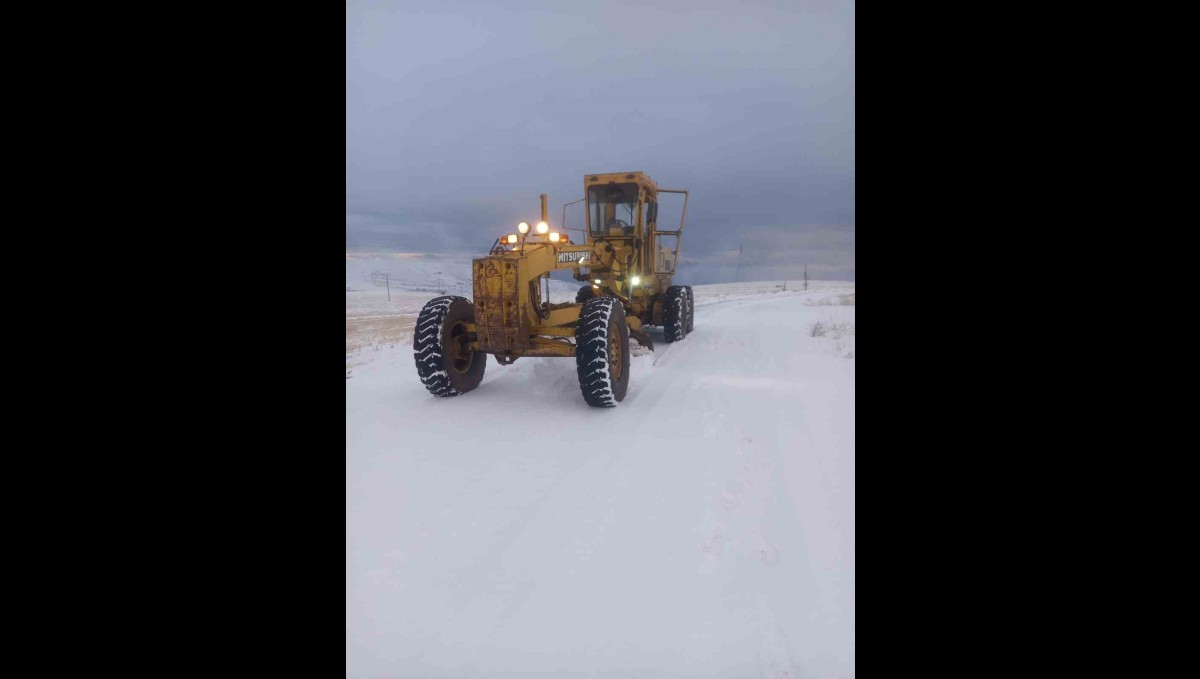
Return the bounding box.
[584,171,657,190]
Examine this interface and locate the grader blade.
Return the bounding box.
[629,328,654,351]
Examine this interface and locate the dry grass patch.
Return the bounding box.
[346,316,417,356]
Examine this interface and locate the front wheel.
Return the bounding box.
[575,297,630,407]
[413,296,486,396]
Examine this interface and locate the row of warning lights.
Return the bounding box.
[502,221,567,244]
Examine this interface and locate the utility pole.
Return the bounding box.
[735,240,744,283]
[804,263,808,291]
[384,272,390,301]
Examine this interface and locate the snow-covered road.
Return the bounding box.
[347,285,855,678]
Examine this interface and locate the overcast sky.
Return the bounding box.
[347,0,854,283]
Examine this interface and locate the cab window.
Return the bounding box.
[587,183,638,238]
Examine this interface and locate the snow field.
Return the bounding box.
[348,280,854,678]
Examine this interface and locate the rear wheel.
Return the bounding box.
[685,286,694,333]
[663,285,690,342]
[413,296,486,396]
[575,297,630,407]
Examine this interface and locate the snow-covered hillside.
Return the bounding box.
[347,252,582,295]
[346,282,855,678]
[347,253,583,356]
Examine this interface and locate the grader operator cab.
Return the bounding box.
[413,171,693,407]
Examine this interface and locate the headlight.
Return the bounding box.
[594,279,602,285]
[630,276,640,286]
[517,222,529,234]
[549,232,560,242]
[536,221,549,234]
[506,234,518,244]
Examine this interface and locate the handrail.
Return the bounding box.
[651,189,688,276]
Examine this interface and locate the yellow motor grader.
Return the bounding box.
[413,171,692,407]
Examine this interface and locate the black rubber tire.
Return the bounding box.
[576,285,595,304]
[663,285,690,342]
[685,286,694,333]
[575,297,630,407]
[413,296,486,397]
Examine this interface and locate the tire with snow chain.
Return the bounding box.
[575,285,595,304]
[413,296,486,397]
[663,285,690,342]
[685,286,694,333]
[574,296,630,407]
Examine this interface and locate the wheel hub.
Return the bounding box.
[608,323,623,380]
[448,320,475,373]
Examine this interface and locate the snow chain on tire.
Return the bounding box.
[575,296,630,407]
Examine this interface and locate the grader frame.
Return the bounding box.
[414,171,694,406]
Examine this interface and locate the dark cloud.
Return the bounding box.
[347,0,854,280]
